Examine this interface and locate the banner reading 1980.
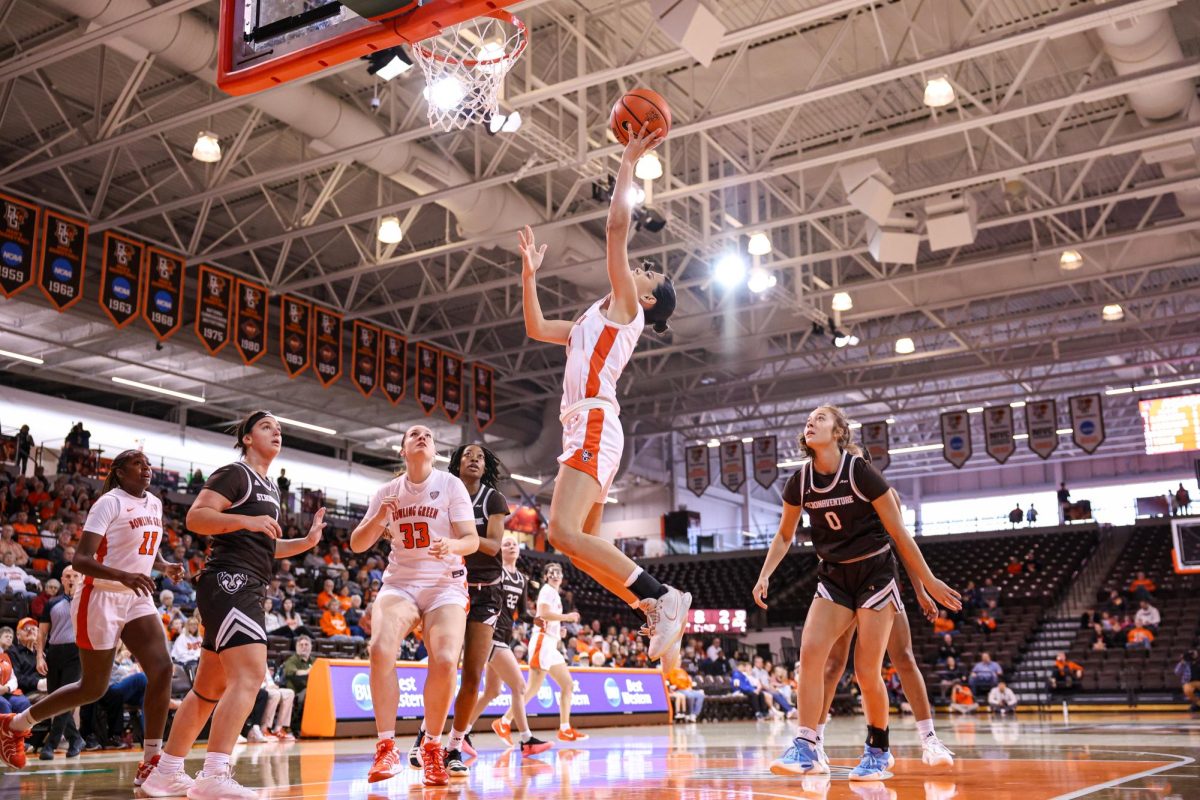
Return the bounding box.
[0,193,40,298]
[234,278,268,365]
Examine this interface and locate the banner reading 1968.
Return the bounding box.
[39,210,87,311]
[143,247,185,341]
[99,232,144,328]
[0,193,40,298]
[280,295,311,377]
[234,278,268,365]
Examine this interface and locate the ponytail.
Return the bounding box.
[101,449,144,495]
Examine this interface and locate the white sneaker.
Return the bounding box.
[921,736,955,767]
[770,708,785,721]
[886,750,896,769]
[236,734,247,745]
[641,587,691,665]
[247,725,267,743]
[816,740,828,766]
[139,767,197,798]
[187,768,257,800]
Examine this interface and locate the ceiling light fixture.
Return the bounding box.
[1134,376,1200,392]
[747,232,772,256]
[741,437,754,443]
[425,76,466,110]
[192,131,221,163]
[713,253,747,288]
[1101,303,1124,322]
[377,215,403,244]
[0,348,44,365]
[635,152,663,180]
[111,376,205,403]
[1059,249,1083,271]
[509,473,543,486]
[747,267,776,294]
[273,415,337,435]
[888,443,943,454]
[895,337,915,355]
[923,75,955,108]
[707,438,720,448]
[831,292,853,311]
[1010,401,1027,408]
[487,110,523,134]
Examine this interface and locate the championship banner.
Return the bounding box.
[279,295,311,378]
[416,344,440,415]
[38,210,87,311]
[381,331,407,405]
[1070,394,1105,454]
[99,232,145,328]
[441,352,464,422]
[720,440,746,493]
[195,265,233,355]
[0,193,40,298]
[752,436,778,489]
[940,410,972,469]
[234,278,268,365]
[472,364,494,431]
[142,247,185,341]
[350,321,380,398]
[685,445,710,497]
[1025,400,1059,460]
[860,421,891,471]
[312,306,343,386]
[983,405,1016,464]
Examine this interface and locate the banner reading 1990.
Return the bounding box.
[0,193,39,298]
[312,306,343,387]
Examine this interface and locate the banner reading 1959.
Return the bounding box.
[0,193,40,298]
[381,331,406,405]
[99,232,145,328]
[280,295,311,378]
[143,247,185,341]
[39,210,87,311]
[234,278,268,365]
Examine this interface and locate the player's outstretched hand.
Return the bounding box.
[120,570,157,597]
[927,578,962,612]
[160,560,187,583]
[915,584,939,622]
[621,120,664,163]
[518,225,547,277]
[752,576,770,609]
[305,507,327,545]
[245,514,282,539]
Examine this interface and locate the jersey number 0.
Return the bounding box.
[395,522,431,550]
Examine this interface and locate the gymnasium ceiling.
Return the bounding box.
[2,0,1200,485]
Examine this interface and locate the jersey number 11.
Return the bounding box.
[138,531,159,555]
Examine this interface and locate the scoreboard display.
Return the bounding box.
[1138,394,1200,454]
[685,608,747,634]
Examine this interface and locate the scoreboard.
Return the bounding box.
[1139,394,1200,454]
[685,608,747,634]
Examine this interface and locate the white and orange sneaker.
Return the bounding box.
[641,587,691,671]
[139,765,197,798]
[368,738,401,783]
[0,714,29,769]
[557,727,589,742]
[134,753,159,787]
[421,741,449,787]
[492,718,513,746]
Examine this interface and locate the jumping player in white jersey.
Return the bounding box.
[0,450,182,780]
[497,562,588,741]
[351,424,479,788]
[519,122,690,670]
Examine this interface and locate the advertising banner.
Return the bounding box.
[99,232,144,328]
[473,364,494,431]
[1025,400,1059,460]
[234,278,268,365]
[983,405,1016,464]
[720,440,746,493]
[0,193,40,298]
[685,445,710,497]
[381,331,406,405]
[351,321,380,398]
[752,436,778,489]
[143,247,185,340]
[940,410,972,469]
[441,352,464,422]
[312,306,343,386]
[279,295,311,377]
[860,421,891,471]
[38,210,87,311]
[416,344,440,415]
[1070,393,1105,454]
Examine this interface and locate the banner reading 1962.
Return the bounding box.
[280,295,311,377]
[234,278,268,365]
[39,210,87,311]
[143,247,185,341]
[381,331,406,405]
[0,193,40,298]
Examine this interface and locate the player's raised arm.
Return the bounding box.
[606,123,663,321]
[519,226,572,345]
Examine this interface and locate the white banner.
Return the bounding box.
[720,440,746,493]
[940,410,972,469]
[1070,394,1105,454]
[983,405,1016,464]
[684,445,710,497]
[1025,399,1059,459]
[752,436,778,489]
[860,421,891,470]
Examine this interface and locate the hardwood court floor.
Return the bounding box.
[5,713,1197,799]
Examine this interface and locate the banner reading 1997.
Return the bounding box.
[99,232,144,328]
[143,247,185,341]
[0,193,39,298]
[39,210,87,311]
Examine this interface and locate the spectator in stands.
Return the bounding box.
[15,425,33,476]
[159,561,194,608]
[666,666,705,722]
[702,638,728,676]
[1005,556,1022,576]
[268,597,310,643]
[933,610,955,636]
[1134,600,1160,633]
[186,468,204,494]
[960,580,981,615]
[315,578,337,610]
[0,525,27,567]
[0,626,29,716]
[975,608,997,634]
[157,589,183,623]
[1128,571,1156,601]
[10,511,40,551]
[30,577,61,620]
[730,660,771,720]
[987,682,1018,715]
[251,665,295,741]
[969,652,1003,696]
[319,598,362,646]
[1026,505,1038,526]
[170,617,202,669]
[1106,589,1129,616]
[50,545,75,582]
[1089,623,1107,651]
[1008,505,1023,528]
[1126,623,1154,650]
[0,549,40,598]
[10,618,40,698]
[937,633,959,665]
[751,655,794,718]
[1023,550,1039,572]
[1177,483,1192,515]
[1176,650,1199,711]
[980,577,1001,606]
[936,657,964,701]
[1057,482,1071,523]
[949,682,977,714]
[277,469,292,514]
[1049,652,1083,693]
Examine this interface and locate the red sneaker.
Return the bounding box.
[0,714,29,769]
[491,718,512,746]
[557,727,589,742]
[421,741,448,787]
[368,739,400,783]
[134,753,160,786]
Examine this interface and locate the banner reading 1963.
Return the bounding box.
[234,278,268,365]
[441,352,464,422]
[416,343,440,415]
[39,210,87,311]
[381,331,407,405]
[143,247,185,341]
[0,193,40,298]
[99,232,144,328]
[473,364,494,431]
[280,295,311,377]
[351,321,380,398]
[312,306,343,386]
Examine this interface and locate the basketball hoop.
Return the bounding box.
[410,10,527,132]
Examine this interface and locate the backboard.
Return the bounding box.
[218,0,520,95]
[1171,518,1200,574]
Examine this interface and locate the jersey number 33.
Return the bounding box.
[395,522,431,550]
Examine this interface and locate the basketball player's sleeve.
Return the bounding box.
[485,490,509,520]
[853,458,891,502]
[447,477,475,525]
[536,585,555,608]
[204,464,249,503]
[780,471,803,507]
[81,493,119,537]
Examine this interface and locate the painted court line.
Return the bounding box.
[1050,752,1195,800]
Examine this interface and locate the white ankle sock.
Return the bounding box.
[559,722,570,731]
[10,710,33,733]
[916,718,936,739]
[202,752,230,776]
[520,731,532,743]
[447,729,466,750]
[377,731,395,742]
[143,739,163,760]
[815,723,826,741]
[156,753,185,777]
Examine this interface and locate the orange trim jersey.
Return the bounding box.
[559,296,643,417]
[80,487,163,591]
[365,470,475,588]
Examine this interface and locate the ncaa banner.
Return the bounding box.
[142,247,185,341]
[720,440,746,493]
[685,445,710,497]
[752,436,778,489]
[0,193,40,298]
[860,421,891,471]
[279,295,311,377]
[441,352,464,422]
[99,232,145,328]
[312,306,343,386]
[940,411,972,469]
[473,364,494,431]
[234,278,268,365]
[1070,394,1105,454]
[983,405,1016,464]
[416,343,440,415]
[195,265,232,354]
[381,331,407,405]
[38,210,87,311]
[1025,400,1059,459]
[351,321,380,398]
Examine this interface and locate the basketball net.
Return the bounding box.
[410,11,527,132]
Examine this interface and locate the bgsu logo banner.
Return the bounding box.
[279,295,311,377]
[234,278,268,365]
[940,411,972,469]
[381,331,407,405]
[99,232,145,328]
[143,247,185,341]
[685,445,710,497]
[441,352,464,422]
[195,265,232,354]
[351,321,380,398]
[416,344,440,415]
[39,210,87,311]
[1025,400,1059,460]
[752,436,778,489]
[0,193,40,298]
[720,440,746,493]
[860,422,891,471]
[1070,394,1105,454]
[983,405,1016,465]
[312,306,343,387]
[473,364,494,431]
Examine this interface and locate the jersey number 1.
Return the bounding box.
[396,522,431,550]
[138,531,159,555]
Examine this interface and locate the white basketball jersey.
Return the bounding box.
[366,470,474,587]
[81,487,163,592]
[560,297,644,417]
[536,583,563,641]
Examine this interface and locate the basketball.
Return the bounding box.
[610,89,671,145]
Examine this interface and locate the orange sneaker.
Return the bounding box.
[134,753,159,787]
[557,727,589,742]
[421,741,448,787]
[368,738,401,783]
[0,714,29,769]
[492,718,513,746]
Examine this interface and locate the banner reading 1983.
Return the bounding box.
[0,193,40,298]
[39,210,87,311]
[280,295,311,378]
